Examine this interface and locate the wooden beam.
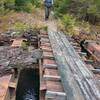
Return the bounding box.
[90,69,100,74]
[84,60,94,64]
[43,64,57,69]
[77,52,87,56]
[45,91,66,100]
[43,51,54,59]
[73,46,81,49]
[9,82,16,89]
[43,75,61,81]
[40,38,50,43]
[70,42,79,46]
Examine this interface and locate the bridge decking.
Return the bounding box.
[40,31,100,100]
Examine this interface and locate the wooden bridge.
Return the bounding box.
[39,29,100,100]
[0,27,100,100]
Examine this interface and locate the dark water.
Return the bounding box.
[16,68,39,100]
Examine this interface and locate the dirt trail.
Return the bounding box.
[47,20,57,33]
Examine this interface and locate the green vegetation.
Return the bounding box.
[54,0,100,24]
[21,41,28,50]
[54,0,100,35]
[13,22,29,31]
[0,0,41,14]
[15,0,41,12]
[58,14,75,33]
[0,0,100,36]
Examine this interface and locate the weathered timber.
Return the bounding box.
[73,46,81,49]
[77,52,87,57]
[43,51,54,59]
[40,38,50,43]
[48,31,100,100]
[45,80,66,100]
[91,69,100,74]
[0,75,12,100]
[43,75,61,81]
[43,63,57,69]
[84,60,94,64]
[9,82,16,89]
[43,59,57,69]
[45,91,66,100]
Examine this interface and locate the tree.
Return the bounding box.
[54,0,100,24]
[4,0,15,9]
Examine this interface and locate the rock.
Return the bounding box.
[32,49,43,59]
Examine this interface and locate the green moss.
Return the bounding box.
[21,41,28,50]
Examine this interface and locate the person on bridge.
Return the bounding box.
[44,0,53,20]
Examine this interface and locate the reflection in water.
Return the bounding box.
[23,89,36,100]
[16,68,39,100]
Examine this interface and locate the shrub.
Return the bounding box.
[13,21,29,31]
[54,0,70,17]
[23,3,35,13]
[15,0,41,12]
[31,0,41,7]
[4,0,15,10]
[21,41,28,50]
[61,14,75,30]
